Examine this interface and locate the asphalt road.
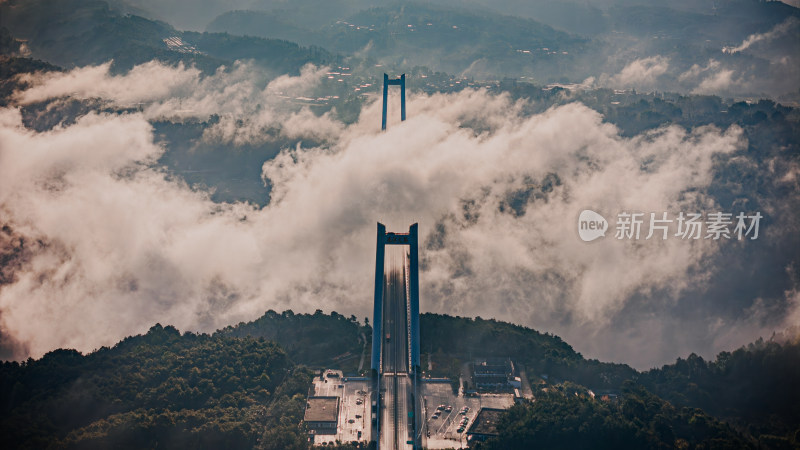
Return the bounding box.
[380,374,413,450]
[382,256,409,374]
[380,248,413,449]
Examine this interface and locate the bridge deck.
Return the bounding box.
[379,247,414,449]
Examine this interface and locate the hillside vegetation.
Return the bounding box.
[1,311,798,447]
[0,0,334,74]
[479,384,754,449]
[0,325,311,449]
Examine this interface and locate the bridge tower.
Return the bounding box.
[370,223,421,374]
[381,73,406,131]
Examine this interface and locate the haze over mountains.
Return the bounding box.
[0,0,798,374]
[108,0,800,99]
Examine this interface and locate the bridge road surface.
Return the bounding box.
[380,249,413,450]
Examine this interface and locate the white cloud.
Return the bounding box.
[677,59,743,95]
[692,69,737,95]
[0,71,747,368]
[13,60,341,146]
[678,59,721,83]
[14,61,202,106]
[607,56,670,90]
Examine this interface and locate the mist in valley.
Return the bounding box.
[0,0,798,370]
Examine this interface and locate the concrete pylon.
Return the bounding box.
[381,74,406,131]
[370,223,420,373]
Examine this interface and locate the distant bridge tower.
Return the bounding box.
[382,73,406,131]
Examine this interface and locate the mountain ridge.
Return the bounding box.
[2,309,798,448]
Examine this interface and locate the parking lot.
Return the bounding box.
[421,381,514,448]
[338,379,371,444]
[309,371,372,446]
[307,373,513,447]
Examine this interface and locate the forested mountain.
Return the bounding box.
[208,2,588,78]
[202,0,800,94]
[206,10,326,47]
[1,0,799,448]
[479,384,754,449]
[0,28,61,107]
[420,313,637,389]
[639,337,800,448]
[218,310,368,371]
[7,0,792,93]
[0,324,312,449]
[0,0,334,74]
[1,311,798,448]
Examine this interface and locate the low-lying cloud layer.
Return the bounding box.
[599,17,800,98]
[1,60,797,368]
[607,56,670,90]
[14,61,342,145]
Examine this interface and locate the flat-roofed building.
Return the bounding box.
[466,408,505,444]
[304,396,339,435]
[473,357,516,391]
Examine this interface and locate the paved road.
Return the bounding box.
[382,255,409,374]
[358,332,367,372]
[380,248,413,449]
[380,374,413,449]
